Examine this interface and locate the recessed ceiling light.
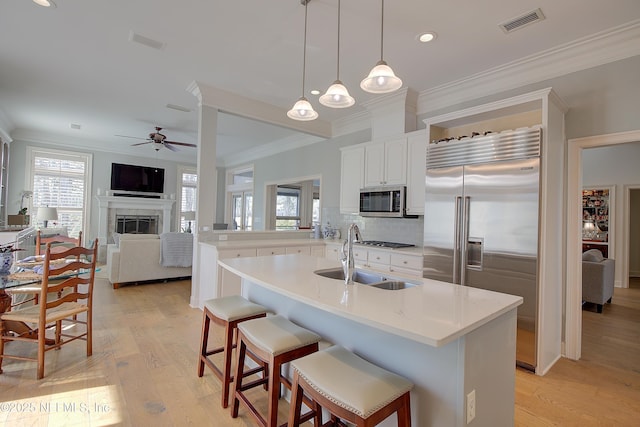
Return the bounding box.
[310,90,320,96]
[33,0,56,7]
[417,32,437,43]
[70,123,81,130]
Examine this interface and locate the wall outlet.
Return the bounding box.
[466,389,476,424]
[218,234,228,241]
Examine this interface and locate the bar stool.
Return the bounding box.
[231,315,321,427]
[198,295,268,408]
[288,345,413,427]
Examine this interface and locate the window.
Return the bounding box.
[226,165,253,230]
[275,186,301,230]
[177,166,197,232]
[27,147,92,238]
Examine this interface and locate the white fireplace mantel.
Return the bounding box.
[95,195,175,242]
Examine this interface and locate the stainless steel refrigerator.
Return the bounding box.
[423,127,541,371]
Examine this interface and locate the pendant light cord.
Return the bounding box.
[336,0,341,80]
[380,0,385,61]
[301,0,309,96]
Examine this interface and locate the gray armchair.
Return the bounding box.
[582,249,615,313]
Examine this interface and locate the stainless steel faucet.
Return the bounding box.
[340,223,362,284]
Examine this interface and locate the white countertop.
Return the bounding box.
[218,254,522,347]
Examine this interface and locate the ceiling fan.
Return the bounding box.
[116,127,197,152]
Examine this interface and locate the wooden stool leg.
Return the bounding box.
[197,311,210,377]
[288,371,305,427]
[221,320,234,408]
[397,393,411,427]
[267,358,280,427]
[230,336,247,419]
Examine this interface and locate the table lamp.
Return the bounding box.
[37,207,58,228]
[183,211,196,233]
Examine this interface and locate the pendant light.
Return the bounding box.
[360,0,402,94]
[287,0,318,121]
[319,0,355,108]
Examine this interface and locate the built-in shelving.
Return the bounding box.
[582,188,610,257]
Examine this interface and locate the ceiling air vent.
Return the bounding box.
[128,31,166,50]
[499,8,545,34]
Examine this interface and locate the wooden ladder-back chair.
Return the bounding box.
[10,231,84,308]
[36,230,82,255]
[0,239,98,379]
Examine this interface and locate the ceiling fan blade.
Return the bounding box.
[131,141,152,146]
[164,143,179,152]
[164,140,197,148]
[115,134,148,141]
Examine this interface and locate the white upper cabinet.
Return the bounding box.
[405,131,427,215]
[340,146,365,214]
[364,138,407,187]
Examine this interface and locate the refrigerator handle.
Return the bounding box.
[460,196,471,286]
[453,196,462,284]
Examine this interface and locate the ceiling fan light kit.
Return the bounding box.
[288,0,402,121]
[120,126,197,152]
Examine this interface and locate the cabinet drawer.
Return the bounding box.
[390,253,423,270]
[286,246,311,255]
[257,247,287,256]
[367,250,391,265]
[218,248,256,258]
[352,248,368,261]
[325,243,342,260]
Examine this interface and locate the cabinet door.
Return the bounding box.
[325,242,342,260]
[340,147,365,214]
[383,138,407,185]
[311,246,325,257]
[406,133,426,215]
[364,143,386,187]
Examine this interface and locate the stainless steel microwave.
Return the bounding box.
[359,186,409,218]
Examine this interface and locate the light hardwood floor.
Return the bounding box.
[1,276,639,426]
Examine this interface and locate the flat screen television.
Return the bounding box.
[110,163,165,194]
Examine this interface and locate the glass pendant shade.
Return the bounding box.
[360,60,403,94]
[287,97,318,121]
[319,80,355,108]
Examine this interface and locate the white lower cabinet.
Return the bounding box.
[257,247,287,256]
[286,246,311,255]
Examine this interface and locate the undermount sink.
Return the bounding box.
[313,268,421,290]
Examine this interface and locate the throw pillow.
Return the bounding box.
[582,249,604,262]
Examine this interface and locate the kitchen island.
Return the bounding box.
[218,254,522,427]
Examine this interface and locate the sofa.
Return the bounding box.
[582,249,615,313]
[107,233,192,289]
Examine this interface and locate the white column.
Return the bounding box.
[187,81,219,308]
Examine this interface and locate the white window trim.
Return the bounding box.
[176,164,197,231]
[25,146,93,238]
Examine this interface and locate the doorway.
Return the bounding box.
[566,130,640,360]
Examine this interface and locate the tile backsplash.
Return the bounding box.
[321,207,424,246]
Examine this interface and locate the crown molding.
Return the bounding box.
[331,109,371,137]
[416,19,640,115]
[0,109,15,143]
[219,132,324,168]
[187,80,332,139]
[10,128,195,164]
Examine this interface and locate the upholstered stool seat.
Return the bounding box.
[288,345,413,427]
[231,315,321,427]
[198,295,267,408]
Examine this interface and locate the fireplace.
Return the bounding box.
[116,215,159,234]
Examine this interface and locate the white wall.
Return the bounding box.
[8,138,195,242]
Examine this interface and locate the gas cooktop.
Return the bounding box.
[357,240,416,249]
